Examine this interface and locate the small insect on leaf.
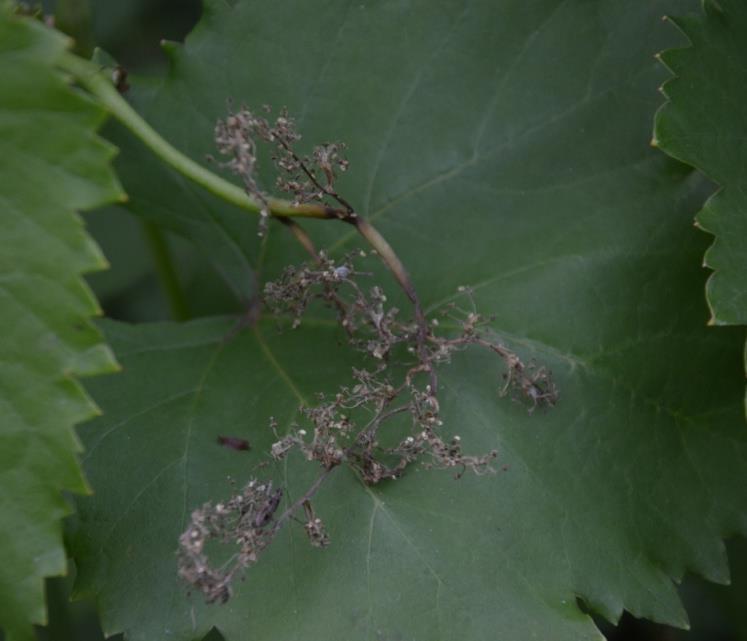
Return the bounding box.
[112,65,129,93]
[252,487,283,528]
[217,436,251,451]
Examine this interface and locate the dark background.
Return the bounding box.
[9,1,747,640]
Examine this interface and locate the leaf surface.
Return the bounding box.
[74,1,747,640]
[655,0,747,324]
[0,11,122,641]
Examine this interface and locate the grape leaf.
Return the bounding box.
[73,1,747,640]
[654,0,747,325]
[0,10,123,641]
[679,537,747,641]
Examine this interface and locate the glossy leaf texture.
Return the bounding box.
[655,0,747,325]
[0,10,122,641]
[73,1,747,640]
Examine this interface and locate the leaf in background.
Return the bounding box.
[678,536,747,641]
[88,0,202,69]
[83,205,238,323]
[0,11,123,640]
[655,0,747,325]
[73,1,747,640]
[83,206,154,303]
[104,92,262,305]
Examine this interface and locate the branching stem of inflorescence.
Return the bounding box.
[58,52,430,360]
[60,51,559,606]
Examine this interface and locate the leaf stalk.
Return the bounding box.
[59,51,431,368]
[57,52,335,220]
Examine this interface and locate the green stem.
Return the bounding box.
[58,51,430,352]
[141,221,190,321]
[57,52,334,220]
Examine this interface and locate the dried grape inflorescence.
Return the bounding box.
[178,480,282,604]
[263,255,557,484]
[178,105,558,604]
[213,104,351,235]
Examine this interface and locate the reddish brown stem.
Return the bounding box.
[354,218,436,391]
[278,217,318,257]
[273,133,435,390]
[272,464,338,532]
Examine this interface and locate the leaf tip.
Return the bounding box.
[650,137,659,148]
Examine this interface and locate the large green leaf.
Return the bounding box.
[655,0,747,325]
[73,1,747,639]
[0,10,123,641]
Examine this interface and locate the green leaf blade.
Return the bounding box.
[0,12,123,640]
[77,318,607,641]
[73,1,747,639]
[655,1,747,325]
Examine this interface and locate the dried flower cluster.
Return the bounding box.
[214,105,351,235]
[264,255,557,486]
[178,105,558,605]
[177,480,282,604]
